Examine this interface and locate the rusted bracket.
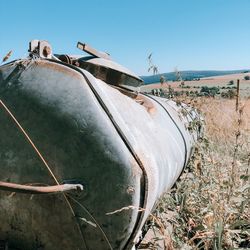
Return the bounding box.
[0,181,83,194]
[77,41,111,60]
[29,40,53,59]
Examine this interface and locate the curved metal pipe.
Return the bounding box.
[0,181,83,194]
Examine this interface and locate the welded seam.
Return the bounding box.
[47,59,149,250]
[164,99,199,140]
[143,94,188,171]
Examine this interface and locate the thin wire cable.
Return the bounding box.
[68,195,113,250]
[0,100,60,186]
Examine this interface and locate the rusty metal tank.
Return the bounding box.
[0,40,201,250]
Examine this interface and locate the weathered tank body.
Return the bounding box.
[0,41,201,250]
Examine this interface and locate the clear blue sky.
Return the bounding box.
[1,0,250,75]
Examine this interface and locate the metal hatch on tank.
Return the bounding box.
[0,40,202,250]
[56,41,144,87]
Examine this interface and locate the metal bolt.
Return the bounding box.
[42,46,51,57]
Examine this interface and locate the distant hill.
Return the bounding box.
[141,70,250,84]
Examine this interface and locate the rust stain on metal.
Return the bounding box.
[135,94,156,114]
[37,60,82,80]
[113,87,156,114]
[127,186,135,195]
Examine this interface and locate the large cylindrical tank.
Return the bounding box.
[0,58,200,249]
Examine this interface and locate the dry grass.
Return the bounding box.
[141,97,250,250]
[194,98,250,140]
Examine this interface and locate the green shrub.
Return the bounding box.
[221,89,236,98]
[200,86,220,97]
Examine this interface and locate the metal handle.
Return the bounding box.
[0,181,83,194]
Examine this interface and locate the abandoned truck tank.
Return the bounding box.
[0,40,202,250]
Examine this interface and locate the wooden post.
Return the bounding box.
[236,79,240,112]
